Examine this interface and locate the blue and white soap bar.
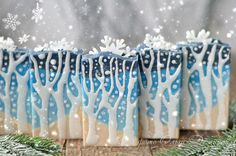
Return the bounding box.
[30,42,83,139]
[178,30,231,130]
[0,38,32,134]
[138,34,183,139]
[82,36,139,146]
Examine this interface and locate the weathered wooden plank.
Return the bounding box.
[150,130,223,154]
[79,144,152,156]
[64,139,82,156]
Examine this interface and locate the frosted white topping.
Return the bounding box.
[90,36,136,57]
[143,34,176,50]
[186,29,212,43]
[34,38,75,51]
[0,36,16,51]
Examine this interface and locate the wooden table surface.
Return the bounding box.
[60,130,222,156]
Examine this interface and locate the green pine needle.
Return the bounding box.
[229,99,236,127]
[156,125,236,156]
[0,134,61,156]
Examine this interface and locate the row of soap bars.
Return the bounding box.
[0,30,231,146]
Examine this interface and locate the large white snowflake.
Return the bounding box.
[2,13,21,31]
[90,36,136,57]
[0,36,16,51]
[18,34,30,44]
[31,3,43,23]
[34,38,75,51]
[143,34,176,50]
[186,29,212,43]
[48,38,74,51]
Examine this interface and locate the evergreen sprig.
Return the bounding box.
[229,99,236,127]
[0,134,61,156]
[156,125,236,156]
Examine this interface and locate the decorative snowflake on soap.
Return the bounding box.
[34,38,75,51]
[143,34,176,50]
[2,13,21,31]
[0,36,16,51]
[90,36,136,57]
[186,29,212,43]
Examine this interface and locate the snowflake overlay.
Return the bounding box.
[31,3,43,23]
[18,34,30,44]
[80,4,89,16]
[2,13,21,31]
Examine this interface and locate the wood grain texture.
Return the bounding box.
[62,130,222,156]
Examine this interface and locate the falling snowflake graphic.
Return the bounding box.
[80,4,89,16]
[2,13,21,31]
[18,34,30,44]
[31,2,43,23]
[97,6,103,14]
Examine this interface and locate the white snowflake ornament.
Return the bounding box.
[34,38,74,51]
[91,36,136,57]
[89,48,99,54]
[143,33,176,50]
[49,38,74,51]
[122,47,136,57]
[186,29,212,43]
[2,13,21,31]
[0,37,16,51]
